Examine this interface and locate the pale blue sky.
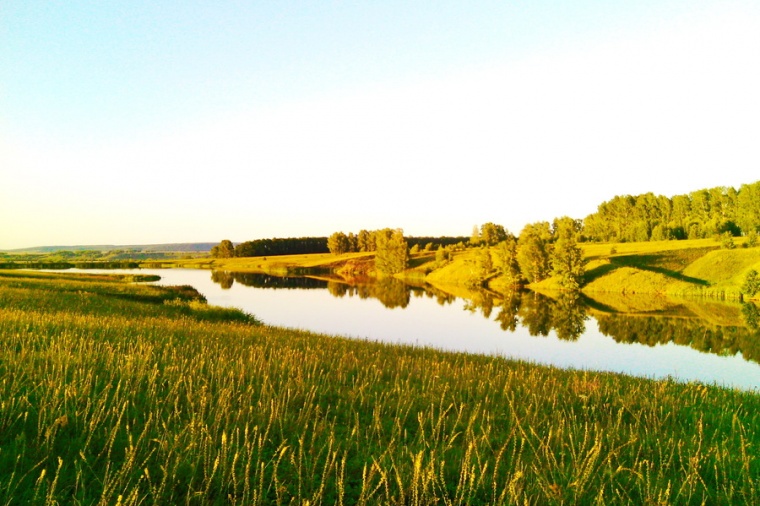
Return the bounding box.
[2,1,759,249]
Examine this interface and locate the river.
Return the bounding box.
[65,268,760,391]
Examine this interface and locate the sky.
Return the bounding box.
[2,1,760,249]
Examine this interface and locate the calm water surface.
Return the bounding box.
[71,268,760,391]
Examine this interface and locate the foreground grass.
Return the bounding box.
[0,272,758,504]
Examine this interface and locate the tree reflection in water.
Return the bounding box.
[211,270,235,289]
[595,304,760,365]
[326,278,411,309]
[209,270,760,363]
[743,302,760,330]
[501,291,586,341]
[495,291,520,332]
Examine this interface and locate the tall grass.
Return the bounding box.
[0,271,758,504]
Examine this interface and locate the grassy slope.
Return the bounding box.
[417,238,760,301]
[581,241,760,299]
[1,271,758,504]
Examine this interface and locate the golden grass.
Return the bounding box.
[683,248,760,285]
[581,238,720,258]
[1,272,759,504]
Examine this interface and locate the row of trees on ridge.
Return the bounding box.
[211,237,329,258]
[583,181,760,242]
[328,228,410,276]
[466,218,585,290]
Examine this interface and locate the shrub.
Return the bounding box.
[742,269,760,298]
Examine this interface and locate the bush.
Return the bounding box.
[747,230,758,248]
[719,232,736,249]
[742,269,760,298]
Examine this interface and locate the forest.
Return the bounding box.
[583,180,760,242]
[212,233,469,259]
[215,180,760,258]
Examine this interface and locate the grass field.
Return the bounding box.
[0,271,758,504]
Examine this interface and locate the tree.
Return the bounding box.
[435,246,452,266]
[742,270,760,298]
[327,232,350,255]
[347,232,358,253]
[211,239,235,258]
[496,235,521,288]
[357,229,375,252]
[737,181,760,235]
[374,228,408,276]
[468,246,494,288]
[747,230,758,248]
[552,221,585,290]
[470,225,481,246]
[517,222,551,283]
[479,222,508,246]
[552,217,582,242]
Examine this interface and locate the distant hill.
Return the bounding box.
[2,243,217,254]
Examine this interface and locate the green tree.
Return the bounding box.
[496,235,521,288]
[552,221,585,290]
[467,246,494,288]
[552,217,583,242]
[517,222,551,283]
[210,239,235,259]
[357,229,374,252]
[327,232,350,255]
[374,228,408,276]
[347,232,358,253]
[479,222,508,246]
[435,246,451,266]
[746,230,758,248]
[470,225,481,246]
[737,181,760,235]
[742,270,760,298]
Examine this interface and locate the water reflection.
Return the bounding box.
[595,309,760,365]
[211,271,450,309]
[743,302,760,330]
[327,278,412,308]
[469,291,587,341]
[209,270,760,366]
[212,271,329,290]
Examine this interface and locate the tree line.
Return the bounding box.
[326,230,468,256]
[583,180,760,242]
[327,228,410,276]
[211,233,469,262]
[466,218,585,291]
[211,237,330,258]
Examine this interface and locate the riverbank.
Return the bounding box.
[202,238,760,300]
[4,238,760,301]
[1,270,758,504]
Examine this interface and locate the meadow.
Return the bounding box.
[0,270,758,504]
